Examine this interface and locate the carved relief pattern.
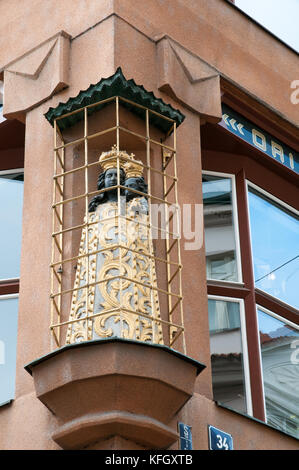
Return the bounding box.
[66,198,163,345]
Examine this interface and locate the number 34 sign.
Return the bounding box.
[208,425,234,450]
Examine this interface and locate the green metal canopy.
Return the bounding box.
[45,67,185,134]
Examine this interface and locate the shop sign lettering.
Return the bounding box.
[221,104,299,175]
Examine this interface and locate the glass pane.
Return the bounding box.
[203,175,239,282]
[0,172,24,280]
[0,104,4,124]
[0,297,19,405]
[208,299,247,413]
[258,308,299,439]
[248,188,299,309]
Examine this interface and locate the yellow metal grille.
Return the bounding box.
[50,96,185,353]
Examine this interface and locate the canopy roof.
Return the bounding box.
[45,67,185,134]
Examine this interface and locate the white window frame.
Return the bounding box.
[203,170,243,284]
[208,294,253,416]
[256,304,299,424]
[0,168,24,177]
[0,293,19,406]
[246,180,299,311]
[0,168,24,283]
[246,180,299,218]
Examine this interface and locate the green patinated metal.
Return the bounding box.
[45,67,185,134]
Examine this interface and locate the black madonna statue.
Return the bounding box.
[66,146,163,345]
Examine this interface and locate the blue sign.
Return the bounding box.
[221,104,299,175]
[208,425,233,450]
[178,423,192,450]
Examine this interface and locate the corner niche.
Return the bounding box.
[26,68,205,450]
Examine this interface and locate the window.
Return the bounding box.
[0,170,24,280]
[248,184,299,310]
[203,172,242,283]
[208,296,252,415]
[257,307,299,439]
[0,295,19,405]
[201,113,298,437]
[0,105,25,406]
[0,169,24,406]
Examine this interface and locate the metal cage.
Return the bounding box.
[50,95,185,353]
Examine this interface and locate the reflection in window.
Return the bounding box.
[0,172,24,280]
[0,296,19,405]
[203,175,239,282]
[258,308,299,439]
[208,299,248,413]
[248,188,299,309]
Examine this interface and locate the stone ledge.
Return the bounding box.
[25,338,205,450]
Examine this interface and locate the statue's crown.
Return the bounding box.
[99,145,144,178]
[124,156,144,178]
[99,145,129,172]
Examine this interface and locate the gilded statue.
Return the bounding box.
[65,146,163,345]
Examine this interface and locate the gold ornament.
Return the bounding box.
[66,199,164,345]
[123,157,144,178]
[99,145,133,173]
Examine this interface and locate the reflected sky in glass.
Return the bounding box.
[0,174,24,280]
[0,297,18,405]
[258,309,299,339]
[248,189,299,309]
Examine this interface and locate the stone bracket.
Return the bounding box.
[25,338,205,450]
[157,36,222,123]
[52,410,179,450]
[2,31,71,121]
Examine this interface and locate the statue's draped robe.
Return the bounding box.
[66,197,164,344]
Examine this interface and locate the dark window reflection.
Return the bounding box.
[248,188,299,309]
[0,172,24,280]
[208,299,247,413]
[203,175,239,282]
[258,309,299,439]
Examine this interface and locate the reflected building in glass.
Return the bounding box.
[208,299,248,414]
[202,174,239,282]
[258,309,299,439]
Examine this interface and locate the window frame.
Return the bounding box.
[0,114,25,407]
[0,168,24,286]
[0,292,19,406]
[202,170,243,285]
[208,294,253,416]
[202,159,299,424]
[256,304,299,434]
[0,168,23,405]
[246,179,299,319]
